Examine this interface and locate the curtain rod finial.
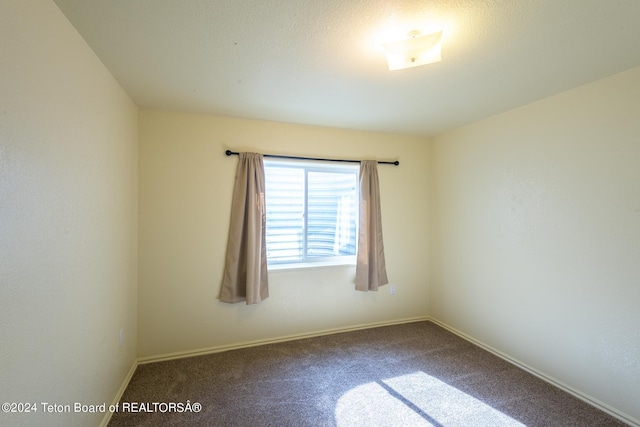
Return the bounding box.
[225,150,233,156]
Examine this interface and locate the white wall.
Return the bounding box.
[0,2,138,426]
[431,66,640,423]
[138,111,430,358]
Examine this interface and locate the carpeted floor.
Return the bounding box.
[108,321,628,426]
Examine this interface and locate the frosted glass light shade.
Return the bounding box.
[382,30,443,71]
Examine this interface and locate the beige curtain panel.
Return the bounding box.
[355,160,389,291]
[219,152,269,305]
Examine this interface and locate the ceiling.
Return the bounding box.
[53,0,640,138]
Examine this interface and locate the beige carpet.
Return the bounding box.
[109,321,627,426]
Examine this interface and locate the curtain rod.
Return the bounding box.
[224,150,399,166]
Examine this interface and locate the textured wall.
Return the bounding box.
[0,1,138,426]
[138,111,430,358]
[431,66,640,424]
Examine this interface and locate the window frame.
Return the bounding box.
[263,158,359,269]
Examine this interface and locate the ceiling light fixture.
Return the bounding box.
[382,29,443,71]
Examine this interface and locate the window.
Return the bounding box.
[264,159,359,266]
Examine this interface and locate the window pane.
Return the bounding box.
[265,167,304,262]
[307,171,357,258]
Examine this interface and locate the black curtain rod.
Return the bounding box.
[224,150,399,166]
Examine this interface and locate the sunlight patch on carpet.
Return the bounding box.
[335,371,525,427]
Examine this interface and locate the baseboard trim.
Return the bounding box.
[137,316,430,365]
[428,317,639,427]
[99,359,138,427]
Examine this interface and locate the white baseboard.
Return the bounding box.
[428,317,639,427]
[99,360,138,427]
[137,316,430,365]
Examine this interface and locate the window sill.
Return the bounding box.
[268,259,356,272]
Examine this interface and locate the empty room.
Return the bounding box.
[1,1,639,426]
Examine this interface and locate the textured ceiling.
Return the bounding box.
[53,0,640,137]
